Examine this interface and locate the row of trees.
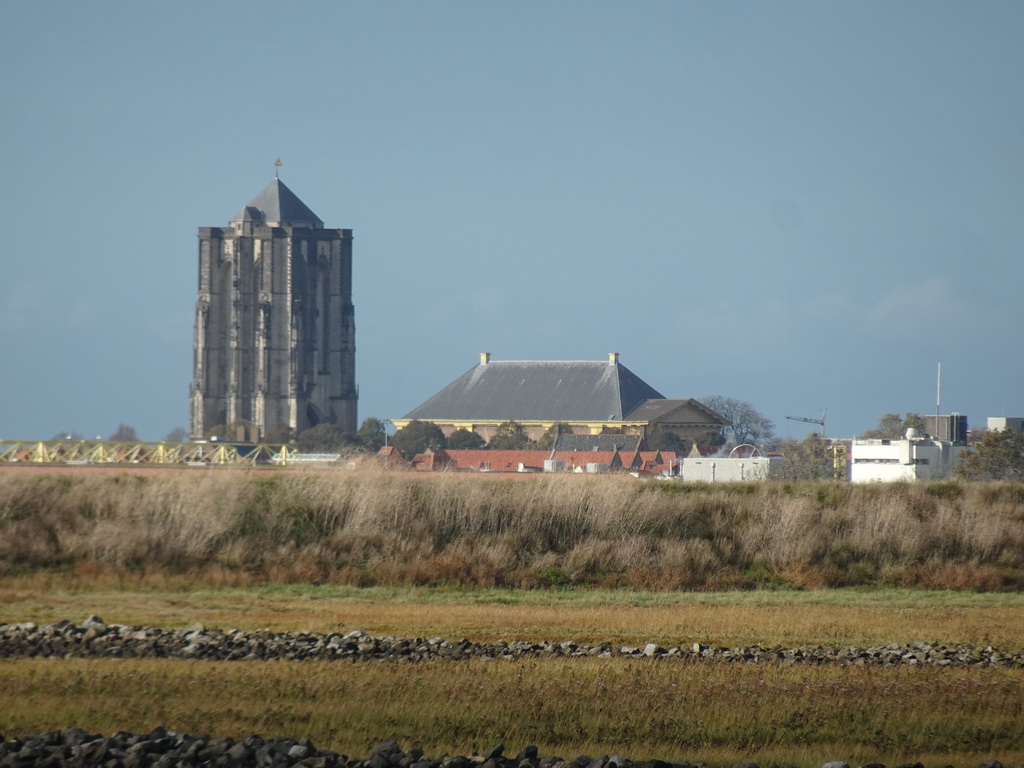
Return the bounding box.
[387,420,691,461]
[48,399,1024,480]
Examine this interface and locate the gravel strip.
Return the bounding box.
[0,730,1019,768]
[2,616,1023,668]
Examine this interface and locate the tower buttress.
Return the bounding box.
[191,179,356,441]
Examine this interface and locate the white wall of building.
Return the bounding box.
[680,457,779,482]
[987,417,1024,433]
[850,434,967,483]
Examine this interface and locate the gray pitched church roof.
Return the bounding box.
[553,433,644,452]
[403,355,666,422]
[624,398,729,425]
[231,178,323,228]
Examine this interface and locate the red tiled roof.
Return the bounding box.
[634,450,680,475]
[435,449,549,472]
[401,448,659,473]
[375,445,411,468]
[410,449,456,471]
[617,451,641,470]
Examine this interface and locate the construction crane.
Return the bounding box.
[786,409,826,438]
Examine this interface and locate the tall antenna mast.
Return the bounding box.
[936,362,941,417]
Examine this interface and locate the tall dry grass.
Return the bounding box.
[1,469,1023,590]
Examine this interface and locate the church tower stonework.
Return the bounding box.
[190,178,356,441]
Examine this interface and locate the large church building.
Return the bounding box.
[394,352,727,446]
[190,178,357,441]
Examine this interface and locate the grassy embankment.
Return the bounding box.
[2,468,1024,590]
[2,469,1024,766]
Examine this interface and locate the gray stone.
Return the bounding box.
[484,745,505,760]
[289,743,313,759]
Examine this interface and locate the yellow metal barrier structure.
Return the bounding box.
[0,440,299,467]
[832,442,849,480]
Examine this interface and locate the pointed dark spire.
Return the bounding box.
[231,178,323,228]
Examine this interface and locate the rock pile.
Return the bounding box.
[1,617,1022,668]
[0,731,1017,768]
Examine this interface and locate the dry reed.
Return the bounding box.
[2,470,1023,590]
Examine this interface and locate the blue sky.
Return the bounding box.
[1,1,1021,441]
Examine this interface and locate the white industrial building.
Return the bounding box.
[679,456,781,482]
[987,417,1024,433]
[850,428,967,483]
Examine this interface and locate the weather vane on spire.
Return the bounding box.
[274,158,283,178]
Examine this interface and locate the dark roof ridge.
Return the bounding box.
[402,355,663,422]
[482,359,619,364]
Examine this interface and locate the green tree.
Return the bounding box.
[693,427,727,448]
[356,417,388,452]
[488,420,534,450]
[861,412,925,439]
[535,423,569,450]
[448,428,486,450]
[392,420,448,460]
[646,425,687,453]
[956,428,1024,481]
[297,423,354,453]
[773,434,834,481]
[702,395,774,445]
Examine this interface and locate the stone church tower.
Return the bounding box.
[190,178,356,441]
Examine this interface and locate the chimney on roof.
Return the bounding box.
[608,352,619,364]
[480,352,491,365]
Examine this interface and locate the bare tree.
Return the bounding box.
[51,431,84,441]
[108,424,138,441]
[164,427,187,443]
[773,433,834,481]
[702,395,775,446]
